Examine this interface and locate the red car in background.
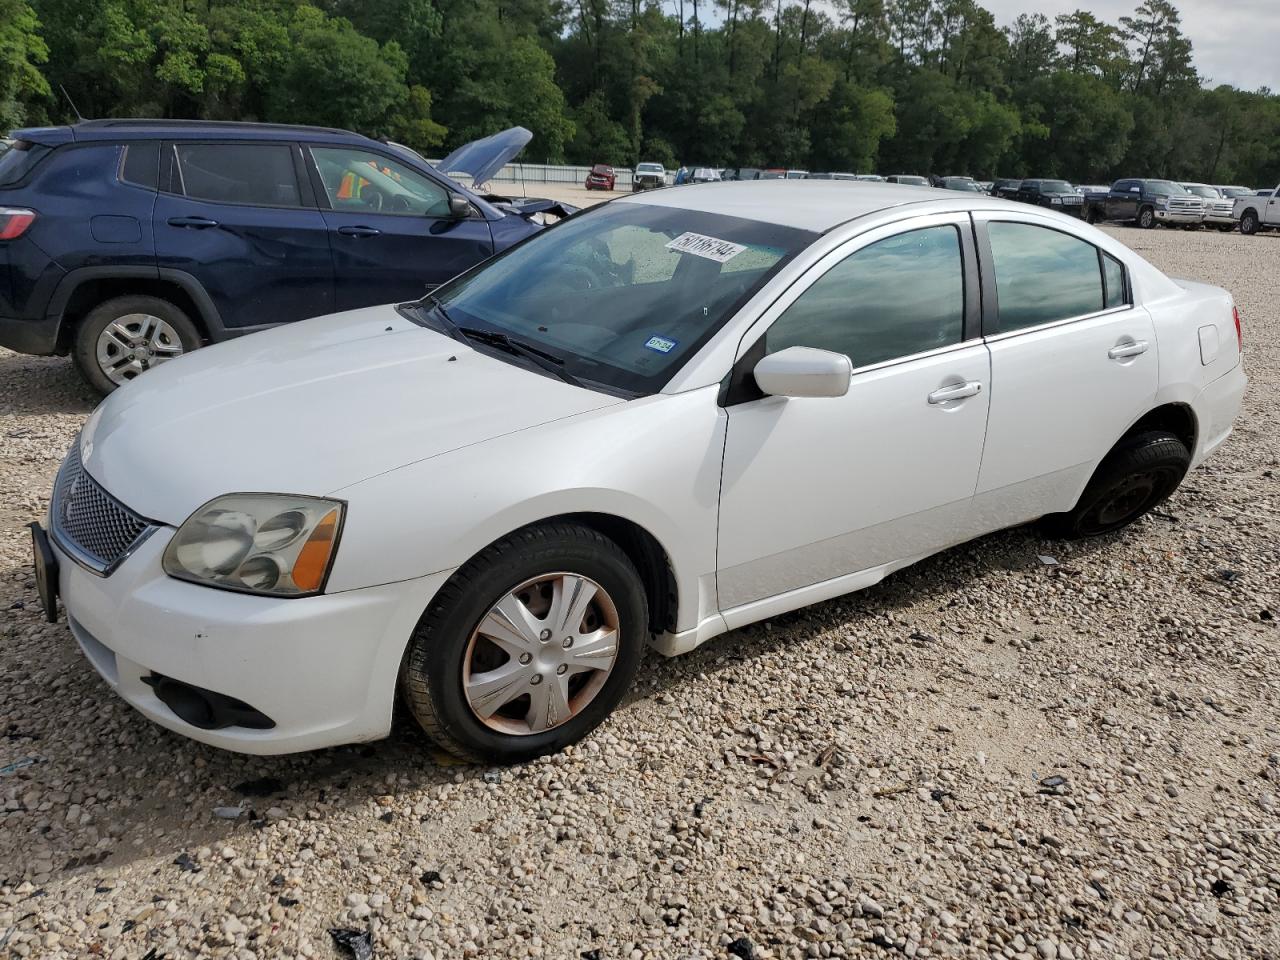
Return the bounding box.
[585,163,616,190]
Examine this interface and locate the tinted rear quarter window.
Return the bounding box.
[171,142,302,207]
[988,222,1105,331]
[121,142,160,189]
[1102,253,1127,309]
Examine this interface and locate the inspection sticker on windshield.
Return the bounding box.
[644,335,679,354]
[665,232,746,263]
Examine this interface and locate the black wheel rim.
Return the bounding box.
[1079,466,1180,535]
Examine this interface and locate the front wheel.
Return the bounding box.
[1042,431,1190,539]
[1138,207,1156,229]
[1240,211,1259,235]
[73,295,201,395]
[401,522,647,763]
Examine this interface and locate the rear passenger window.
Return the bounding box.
[765,225,964,368]
[121,143,159,189]
[1102,252,1127,309]
[988,222,1104,332]
[171,143,302,207]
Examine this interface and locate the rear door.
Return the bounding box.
[972,212,1158,527]
[1108,180,1138,220]
[305,144,494,310]
[153,140,334,331]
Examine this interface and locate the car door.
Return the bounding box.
[971,213,1158,528]
[1266,186,1280,225]
[153,140,334,330]
[716,214,991,615]
[306,144,495,310]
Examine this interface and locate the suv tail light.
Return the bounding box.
[0,207,36,240]
[1233,305,1243,352]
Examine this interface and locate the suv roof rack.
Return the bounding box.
[75,118,358,137]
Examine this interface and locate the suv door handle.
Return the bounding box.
[927,381,982,404]
[167,216,219,229]
[1108,340,1149,360]
[337,225,381,238]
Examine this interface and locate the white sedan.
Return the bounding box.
[33,181,1246,762]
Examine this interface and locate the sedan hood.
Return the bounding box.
[436,127,532,187]
[81,307,621,525]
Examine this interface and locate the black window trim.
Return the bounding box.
[117,141,161,192]
[973,216,1133,340]
[722,213,982,406]
[301,143,477,221]
[159,139,316,210]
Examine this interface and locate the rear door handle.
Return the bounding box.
[1108,340,1149,360]
[337,225,381,238]
[167,216,219,229]
[927,380,982,404]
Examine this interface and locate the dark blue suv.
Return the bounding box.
[0,120,566,393]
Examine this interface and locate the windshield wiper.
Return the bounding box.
[456,326,583,388]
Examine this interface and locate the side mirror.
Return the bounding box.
[448,194,474,219]
[753,346,852,399]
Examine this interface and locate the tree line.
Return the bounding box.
[1,0,1277,186]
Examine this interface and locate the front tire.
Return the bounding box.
[1043,431,1190,539]
[1138,207,1156,229]
[73,295,201,395]
[1240,210,1259,235]
[401,522,647,763]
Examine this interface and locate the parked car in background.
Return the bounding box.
[1083,179,1205,229]
[0,120,568,394]
[990,178,1021,199]
[807,172,857,180]
[886,174,930,186]
[1075,185,1110,197]
[34,180,1245,762]
[1233,185,1280,235]
[760,169,786,179]
[687,167,722,184]
[784,170,809,180]
[632,162,666,192]
[726,167,763,181]
[940,176,983,193]
[1014,179,1084,216]
[1216,186,1252,200]
[854,174,886,182]
[1181,183,1236,231]
[585,164,616,191]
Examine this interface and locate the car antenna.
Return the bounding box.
[58,84,87,123]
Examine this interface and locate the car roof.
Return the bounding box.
[65,118,375,144]
[618,179,988,231]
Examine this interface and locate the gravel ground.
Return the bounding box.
[1,225,1277,960]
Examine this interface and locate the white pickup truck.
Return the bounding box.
[1234,185,1280,235]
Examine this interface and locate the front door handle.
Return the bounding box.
[927,380,982,404]
[337,225,381,238]
[167,216,219,229]
[1108,340,1149,360]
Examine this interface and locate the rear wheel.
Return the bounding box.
[73,295,201,395]
[1240,210,1259,235]
[1043,431,1190,539]
[401,522,647,763]
[1138,206,1156,229]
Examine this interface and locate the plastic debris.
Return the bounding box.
[0,757,38,775]
[329,927,374,960]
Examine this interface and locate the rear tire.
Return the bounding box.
[72,295,201,396]
[1240,210,1259,235]
[401,522,647,763]
[1043,431,1190,539]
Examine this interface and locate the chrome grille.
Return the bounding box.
[51,443,152,574]
[1168,198,1203,212]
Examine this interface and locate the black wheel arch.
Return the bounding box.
[1115,403,1198,461]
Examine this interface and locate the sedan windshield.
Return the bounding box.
[636,164,664,174]
[416,202,815,394]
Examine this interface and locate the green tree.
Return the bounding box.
[0,0,49,128]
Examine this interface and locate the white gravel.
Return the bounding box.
[1,226,1277,960]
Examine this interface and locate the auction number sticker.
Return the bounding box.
[665,232,747,263]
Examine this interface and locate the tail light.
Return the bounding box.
[1233,305,1243,352]
[0,207,36,240]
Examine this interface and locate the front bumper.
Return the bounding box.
[1155,209,1203,224]
[1203,211,1236,226]
[55,529,451,754]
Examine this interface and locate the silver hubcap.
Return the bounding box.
[96,313,184,385]
[463,573,620,736]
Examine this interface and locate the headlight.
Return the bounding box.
[1050,196,1062,205]
[163,494,344,597]
[1155,197,1170,208]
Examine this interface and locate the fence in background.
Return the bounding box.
[430,161,674,190]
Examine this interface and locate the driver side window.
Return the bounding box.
[310,146,450,217]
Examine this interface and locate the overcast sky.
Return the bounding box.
[978,0,1278,91]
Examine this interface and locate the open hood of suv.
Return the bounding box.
[436,127,532,187]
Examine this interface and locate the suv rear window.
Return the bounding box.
[170,142,302,207]
[0,141,52,187]
[121,142,160,189]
